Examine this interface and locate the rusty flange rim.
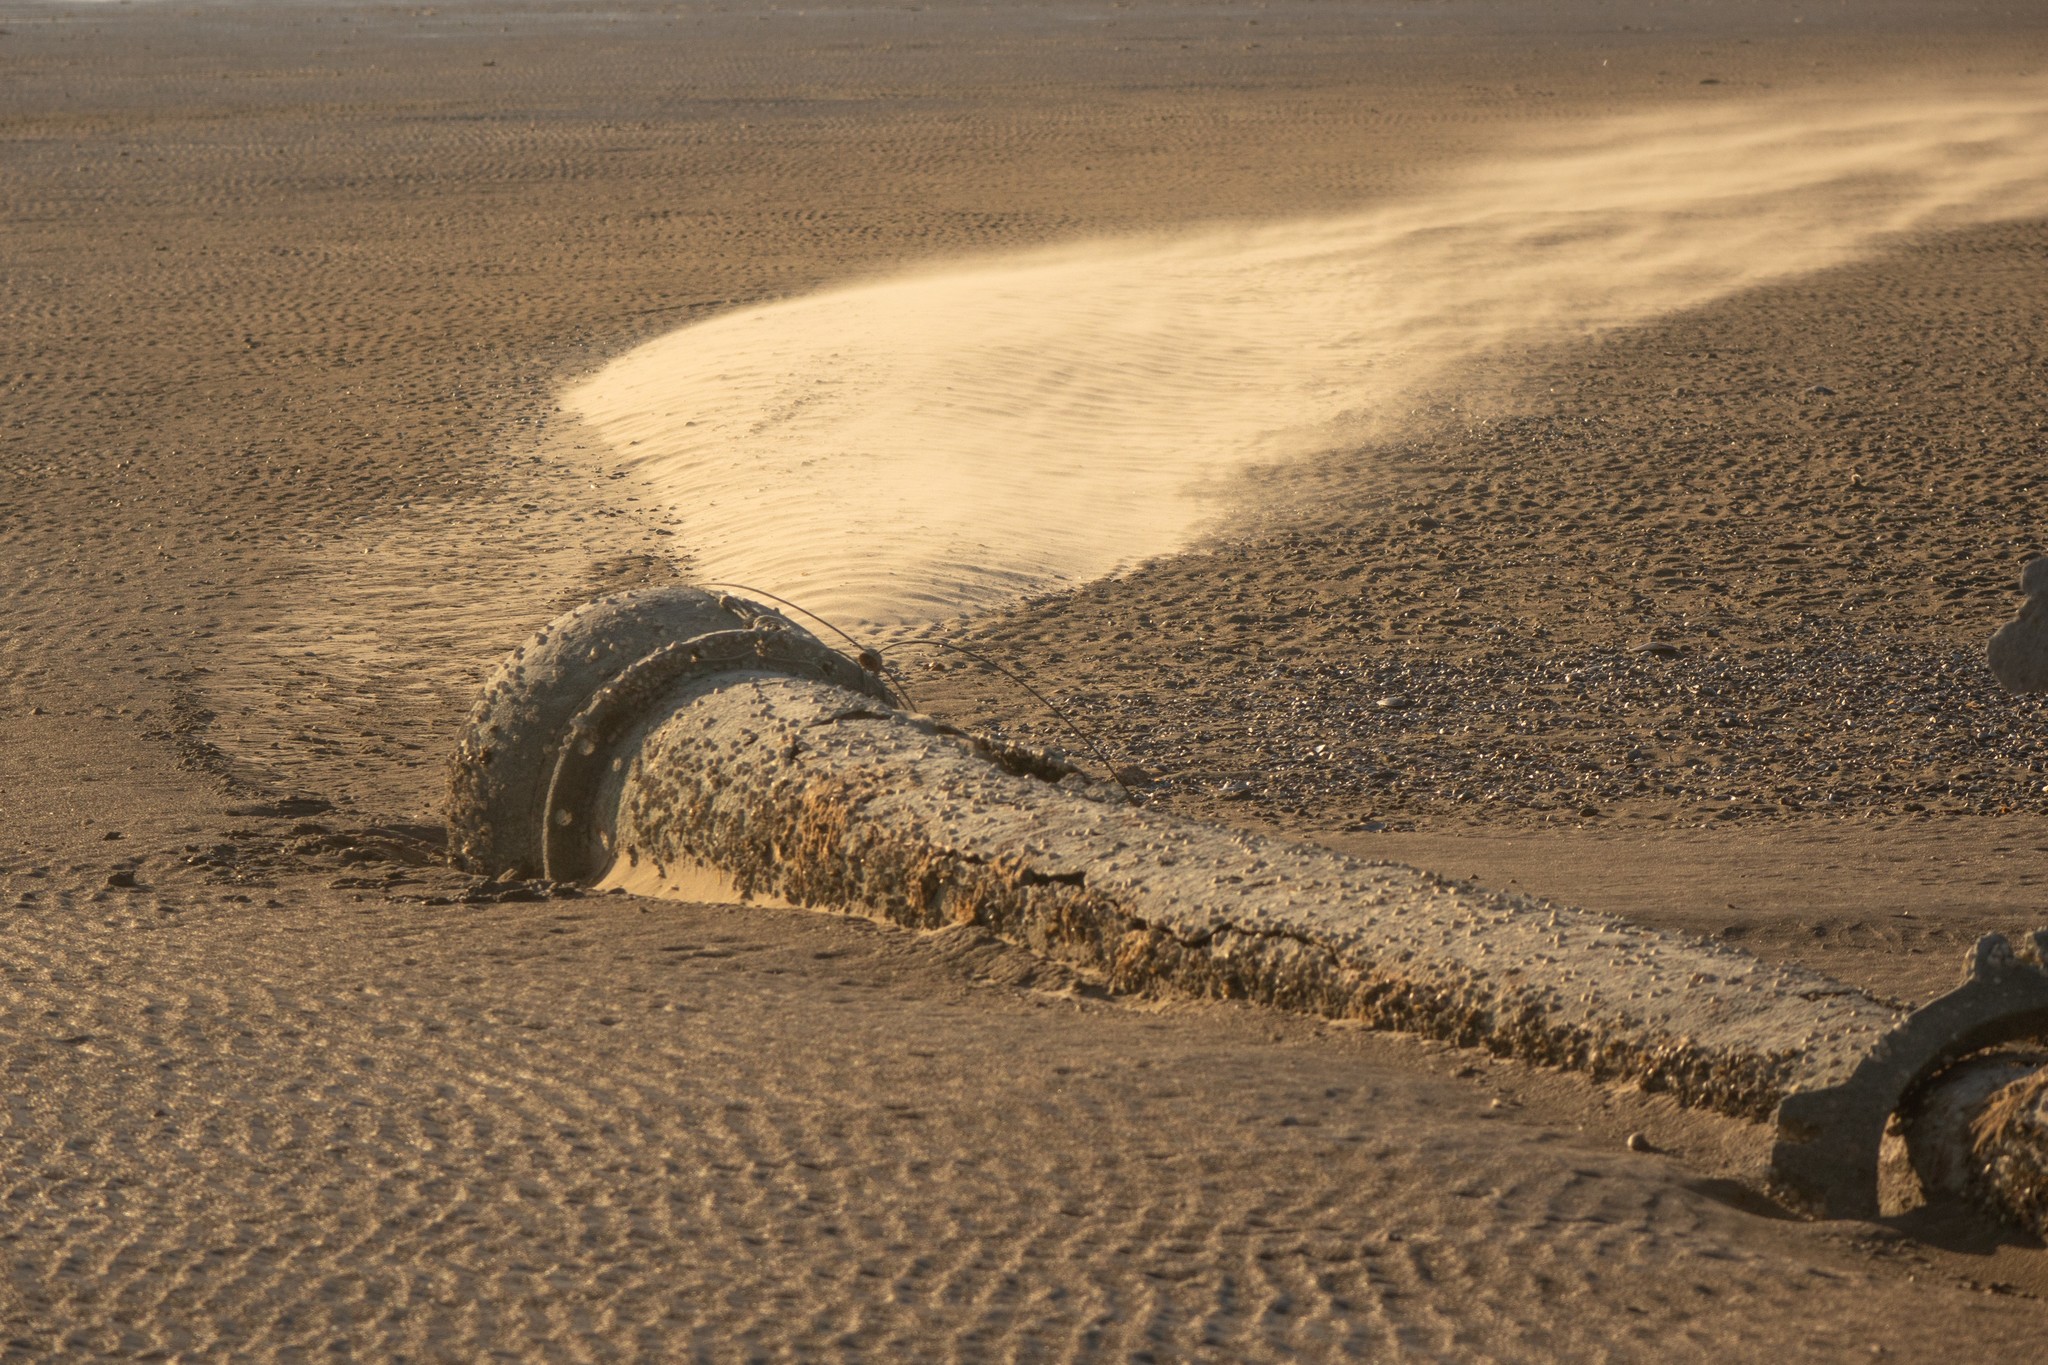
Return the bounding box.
[539,624,890,883]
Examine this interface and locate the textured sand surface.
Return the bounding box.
[7,0,2048,1357]
[570,80,2048,629]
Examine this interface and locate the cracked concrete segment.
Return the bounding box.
[595,672,1908,1125]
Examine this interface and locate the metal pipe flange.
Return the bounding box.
[446,585,887,878]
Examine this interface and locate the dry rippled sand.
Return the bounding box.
[5,0,2048,1358]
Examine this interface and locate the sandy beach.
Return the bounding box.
[7,0,2048,1356]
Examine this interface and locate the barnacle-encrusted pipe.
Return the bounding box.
[449,589,2048,1225]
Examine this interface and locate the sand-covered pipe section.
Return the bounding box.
[593,671,2048,1224]
[450,589,2048,1223]
[592,670,1907,1126]
[566,80,2048,629]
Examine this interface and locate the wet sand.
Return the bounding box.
[7,0,2048,1356]
[569,81,2048,631]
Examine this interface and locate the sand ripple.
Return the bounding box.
[5,864,2030,1359]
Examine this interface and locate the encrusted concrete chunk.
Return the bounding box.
[1988,556,2048,693]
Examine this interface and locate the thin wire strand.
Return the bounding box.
[692,581,1129,802]
[895,636,1134,804]
[700,580,918,710]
